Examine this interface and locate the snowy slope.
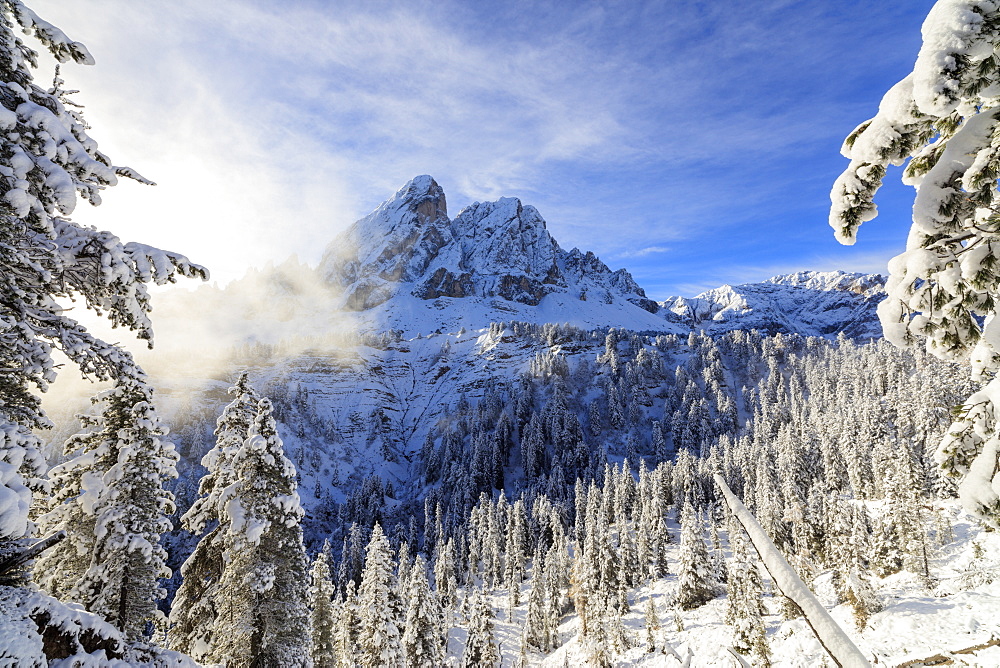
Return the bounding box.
[660,270,885,339]
[153,324,610,513]
[484,501,1000,668]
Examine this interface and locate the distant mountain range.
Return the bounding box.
[660,270,886,339]
[159,175,887,343]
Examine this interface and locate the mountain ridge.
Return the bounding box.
[660,270,886,339]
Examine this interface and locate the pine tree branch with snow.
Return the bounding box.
[830,0,1000,524]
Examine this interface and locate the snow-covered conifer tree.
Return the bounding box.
[0,0,205,568]
[675,501,717,610]
[726,520,770,666]
[35,377,180,647]
[605,598,629,654]
[401,554,443,667]
[33,395,117,599]
[309,541,339,668]
[886,447,932,578]
[0,0,207,665]
[357,522,403,667]
[335,581,357,668]
[571,487,601,638]
[462,587,500,668]
[0,1,204,660]
[841,568,881,631]
[169,372,259,658]
[525,547,549,651]
[71,379,178,641]
[433,535,457,613]
[212,398,311,668]
[504,498,528,610]
[643,595,659,653]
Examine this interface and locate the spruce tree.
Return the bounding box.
[35,378,178,645]
[525,546,550,651]
[515,625,531,668]
[643,595,659,653]
[726,520,770,667]
[830,0,1000,524]
[0,2,204,662]
[542,530,567,645]
[71,380,178,642]
[335,582,357,668]
[462,588,500,668]
[675,501,717,610]
[309,541,339,668]
[433,535,458,613]
[401,554,443,667]
[33,390,122,599]
[357,522,404,668]
[605,598,629,654]
[0,0,205,570]
[571,489,599,638]
[841,568,881,631]
[169,372,259,659]
[504,498,528,610]
[211,398,311,668]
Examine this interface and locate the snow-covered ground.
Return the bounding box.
[454,501,1000,667]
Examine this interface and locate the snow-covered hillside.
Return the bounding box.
[89,324,986,668]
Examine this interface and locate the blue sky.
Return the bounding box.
[35,0,936,298]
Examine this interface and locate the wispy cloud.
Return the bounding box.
[32,0,641,280]
[616,246,672,259]
[30,0,933,296]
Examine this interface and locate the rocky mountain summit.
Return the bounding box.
[318,176,662,317]
[310,176,889,338]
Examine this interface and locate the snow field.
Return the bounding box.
[429,501,1000,667]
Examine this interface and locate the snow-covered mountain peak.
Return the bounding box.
[161,175,889,342]
[317,175,452,310]
[315,176,672,332]
[660,270,887,338]
[367,174,449,226]
[764,270,885,296]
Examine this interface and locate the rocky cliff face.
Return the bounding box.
[318,176,454,310]
[318,176,659,316]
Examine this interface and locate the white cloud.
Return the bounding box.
[616,246,672,259]
[26,0,929,293]
[29,0,644,283]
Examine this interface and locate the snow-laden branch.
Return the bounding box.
[0,530,65,579]
[713,474,871,668]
